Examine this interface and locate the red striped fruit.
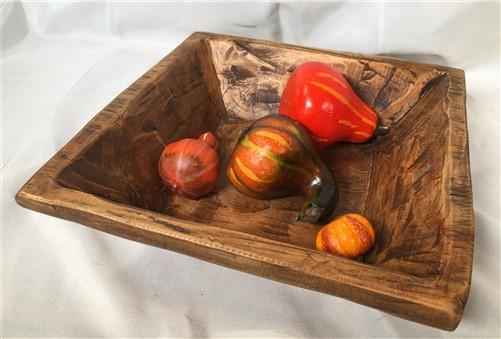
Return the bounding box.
[279,62,384,149]
[158,132,219,199]
[227,114,338,223]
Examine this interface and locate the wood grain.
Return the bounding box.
[15,32,474,331]
[57,37,224,212]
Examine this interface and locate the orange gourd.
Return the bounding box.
[227,114,338,223]
[316,213,375,258]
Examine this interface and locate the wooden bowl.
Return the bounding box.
[16,32,474,330]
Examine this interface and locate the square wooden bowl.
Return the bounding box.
[16,32,474,330]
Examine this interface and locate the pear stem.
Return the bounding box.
[373,124,391,138]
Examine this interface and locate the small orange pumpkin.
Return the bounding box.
[316,213,375,258]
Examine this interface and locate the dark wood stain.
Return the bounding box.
[15,32,473,331]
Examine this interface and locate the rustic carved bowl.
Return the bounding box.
[16,32,474,330]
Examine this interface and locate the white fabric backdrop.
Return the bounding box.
[2,1,500,338]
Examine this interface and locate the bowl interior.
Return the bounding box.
[58,36,450,277]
